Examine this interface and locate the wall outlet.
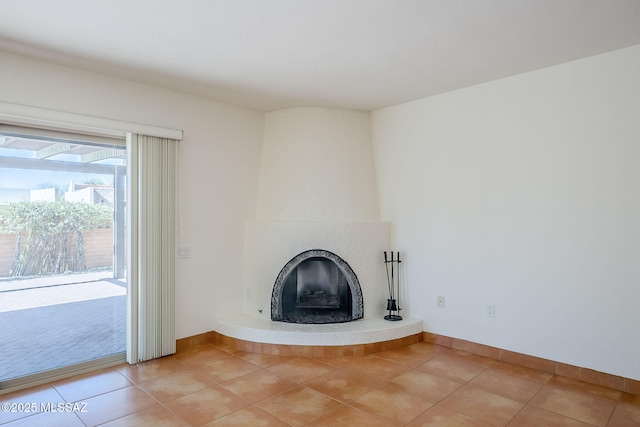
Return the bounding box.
[178,246,191,258]
[437,295,445,308]
[487,304,496,318]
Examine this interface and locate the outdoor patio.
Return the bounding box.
[0,272,126,382]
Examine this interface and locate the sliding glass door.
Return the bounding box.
[0,130,127,389]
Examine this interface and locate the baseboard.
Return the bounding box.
[422,332,640,396]
[176,332,215,353]
[176,330,640,396]
[214,331,423,357]
[178,331,422,357]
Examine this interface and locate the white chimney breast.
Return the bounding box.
[244,107,393,327]
[256,107,380,222]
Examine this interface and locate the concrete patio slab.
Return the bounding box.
[0,273,126,383]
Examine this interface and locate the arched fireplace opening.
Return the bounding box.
[271,249,364,324]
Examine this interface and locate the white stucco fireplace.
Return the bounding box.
[214,107,422,346]
[213,220,422,345]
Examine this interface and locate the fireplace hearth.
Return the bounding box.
[271,249,364,324]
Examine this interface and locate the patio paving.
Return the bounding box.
[0,272,126,382]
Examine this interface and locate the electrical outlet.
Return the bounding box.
[178,246,191,258]
[487,304,495,318]
[437,295,445,308]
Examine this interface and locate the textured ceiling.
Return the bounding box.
[1,0,640,111]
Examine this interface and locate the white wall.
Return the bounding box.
[29,188,57,202]
[257,107,379,222]
[372,45,640,380]
[0,51,265,339]
[0,188,29,203]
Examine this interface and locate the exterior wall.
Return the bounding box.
[82,228,114,270]
[0,228,113,276]
[0,233,17,276]
[29,188,57,202]
[0,189,29,203]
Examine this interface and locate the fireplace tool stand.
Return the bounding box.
[384,251,402,321]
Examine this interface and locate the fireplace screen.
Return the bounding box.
[271,249,363,324]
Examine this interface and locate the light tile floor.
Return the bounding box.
[1,342,639,426]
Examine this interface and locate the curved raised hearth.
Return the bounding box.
[214,314,423,347]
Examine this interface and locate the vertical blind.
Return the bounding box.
[127,133,178,363]
[0,102,182,368]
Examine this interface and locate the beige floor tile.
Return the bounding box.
[211,343,242,355]
[387,368,463,403]
[487,361,553,384]
[548,375,622,401]
[418,354,488,383]
[304,368,380,402]
[137,370,216,402]
[99,404,188,426]
[529,383,617,427]
[608,393,640,427]
[202,406,290,426]
[163,385,249,426]
[115,357,186,384]
[304,404,391,427]
[0,411,85,427]
[406,342,452,357]
[195,357,262,383]
[3,341,639,427]
[75,385,157,426]
[234,351,293,368]
[439,385,524,427]
[405,405,493,427]
[508,406,596,427]
[311,355,359,368]
[468,369,544,403]
[219,369,297,403]
[173,344,235,367]
[0,385,65,424]
[371,346,439,367]
[350,384,433,425]
[340,354,410,382]
[266,356,335,383]
[52,369,132,402]
[256,385,344,427]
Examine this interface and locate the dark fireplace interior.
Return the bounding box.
[271,249,363,324]
[282,257,352,323]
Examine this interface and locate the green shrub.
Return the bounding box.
[0,201,112,277]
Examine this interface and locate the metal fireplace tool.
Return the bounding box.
[384,251,402,321]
